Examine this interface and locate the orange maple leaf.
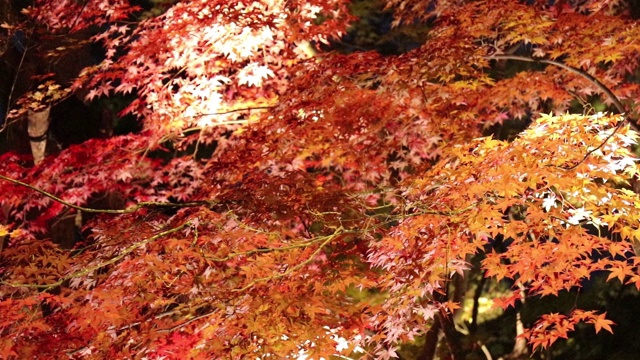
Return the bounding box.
[591,313,615,334]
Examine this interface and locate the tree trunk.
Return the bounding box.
[438,310,465,360]
[418,316,441,360]
[470,275,487,334]
[27,107,51,165]
[503,284,528,359]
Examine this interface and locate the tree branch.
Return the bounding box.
[1,221,191,289]
[233,227,345,292]
[192,105,275,119]
[486,54,627,117]
[486,54,637,170]
[0,173,216,214]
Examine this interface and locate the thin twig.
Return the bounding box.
[486,54,627,117]
[233,228,344,292]
[561,119,625,171]
[0,173,216,214]
[2,36,30,131]
[1,222,191,289]
[486,54,635,170]
[192,105,274,119]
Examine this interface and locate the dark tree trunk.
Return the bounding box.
[438,310,465,360]
[418,316,441,360]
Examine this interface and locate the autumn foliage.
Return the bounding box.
[2,0,640,358]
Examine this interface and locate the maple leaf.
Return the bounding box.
[492,291,522,310]
[376,346,399,360]
[606,264,632,283]
[590,312,615,334]
[237,63,275,87]
[3,0,640,358]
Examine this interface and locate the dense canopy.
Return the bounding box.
[2,0,640,359]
